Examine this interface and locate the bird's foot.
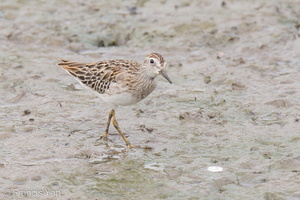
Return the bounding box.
[99,135,108,142]
[99,131,109,142]
[126,142,135,148]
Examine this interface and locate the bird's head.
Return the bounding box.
[142,53,172,84]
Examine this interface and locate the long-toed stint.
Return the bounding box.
[57,53,172,148]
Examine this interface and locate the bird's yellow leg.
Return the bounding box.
[100,109,114,141]
[111,109,134,148]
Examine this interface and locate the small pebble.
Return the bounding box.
[23,109,31,116]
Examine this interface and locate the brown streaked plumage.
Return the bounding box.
[57,53,172,148]
[58,59,135,94]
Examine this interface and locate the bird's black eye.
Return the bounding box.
[150,59,154,64]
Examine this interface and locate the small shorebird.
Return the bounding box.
[57,53,172,147]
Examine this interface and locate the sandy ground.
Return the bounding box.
[0,0,300,199]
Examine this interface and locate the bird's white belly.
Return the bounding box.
[72,79,138,107]
[98,92,138,107]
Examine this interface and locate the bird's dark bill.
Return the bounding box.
[159,70,172,84]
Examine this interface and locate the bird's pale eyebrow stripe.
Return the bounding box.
[147,53,165,65]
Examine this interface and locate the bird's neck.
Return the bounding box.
[131,70,157,100]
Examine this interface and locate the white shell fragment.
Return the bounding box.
[207,166,224,172]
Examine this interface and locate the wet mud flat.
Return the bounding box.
[0,0,300,199]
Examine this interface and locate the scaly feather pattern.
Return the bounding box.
[58,59,139,94]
